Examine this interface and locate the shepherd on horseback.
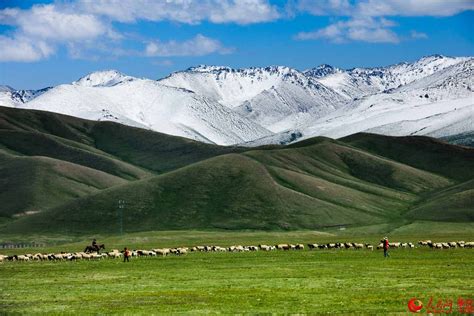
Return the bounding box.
[84,239,105,253]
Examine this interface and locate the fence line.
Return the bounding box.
[0,243,46,249]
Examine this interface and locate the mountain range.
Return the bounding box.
[1,54,472,147]
[1,106,473,234]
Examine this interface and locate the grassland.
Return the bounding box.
[1,228,473,314]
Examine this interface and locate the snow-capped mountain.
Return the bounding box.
[303,64,343,79]
[13,71,273,145]
[159,65,347,132]
[298,58,474,141]
[0,85,51,108]
[0,55,472,146]
[72,70,136,87]
[313,55,470,99]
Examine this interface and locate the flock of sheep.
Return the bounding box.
[1,239,472,263]
[418,240,474,249]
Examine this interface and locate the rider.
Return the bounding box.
[92,239,98,251]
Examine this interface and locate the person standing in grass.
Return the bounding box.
[123,247,131,262]
[382,237,390,258]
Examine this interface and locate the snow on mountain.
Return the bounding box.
[18,76,272,145]
[0,86,51,108]
[0,55,472,146]
[160,65,347,131]
[314,55,470,99]
[299,59,473,140]
[303,64,343,79]
[394,58,473,99]
[0,85,14,93]
[73,70,136,87]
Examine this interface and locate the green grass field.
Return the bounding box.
[1,227,473,314]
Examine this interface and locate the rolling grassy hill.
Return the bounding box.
[0,106,473,234]
[0,151,126,217]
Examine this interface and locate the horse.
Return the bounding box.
[84,244,105,253]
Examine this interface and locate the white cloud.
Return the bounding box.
[208,0,280,24]
[0,3,117,62]
[0,35,54,62]
[294,0,352,16]
[77,0,280,25]
[357,0,474,17]
[294,0,472,44]
[410,30,428,39]
[0,1,275,62]
[295,17,399,43]
[295,0,474,17]
[0,4,108,41]
[145,34,233,57]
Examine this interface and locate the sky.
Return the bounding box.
[0,0,473,90]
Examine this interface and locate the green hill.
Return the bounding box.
[0,106,473,234]
[0,151,126,217]
[0,106,241,174]
[405,179,474,222]
[341,133,474,181]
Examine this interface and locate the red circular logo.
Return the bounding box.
[408,298,423,313]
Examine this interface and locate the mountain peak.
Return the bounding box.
[73,70,135,87]
[304,64,343,78]
[186,65,296,75]
[187,65,232,73]
[0,85,15,93]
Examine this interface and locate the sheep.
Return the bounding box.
[307,243,318,250]
[259,245,271,251]
[353,243,364,249]
[108,252,122,259]
[17,255,29,262]
[90,253,103,260]
[226,245,242,252]
[176,248,187,255]
[32,253,43,261]
[154,248,170,256]
[366,245,374,251]
[276,244,290,251]
[418,240,432,246]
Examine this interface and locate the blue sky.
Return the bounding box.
[0,0,473,89]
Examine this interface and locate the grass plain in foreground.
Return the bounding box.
[1,228,473,314]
